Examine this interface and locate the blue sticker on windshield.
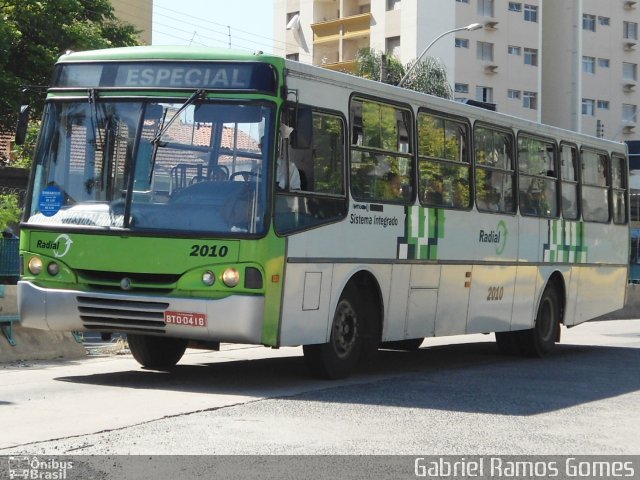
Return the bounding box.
[39,186,63,217]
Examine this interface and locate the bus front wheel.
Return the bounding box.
[519,286,560,357]
[303,287,363,379]
[127,334,188,370]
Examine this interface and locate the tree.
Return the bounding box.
[400,56,453,100]
[0,0,141,134]
[355,48,404,86]
[354,48,453,100]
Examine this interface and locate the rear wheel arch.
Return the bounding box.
[302,269,383,379]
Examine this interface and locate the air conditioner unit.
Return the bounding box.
[484,21,499,30]
[624,83,637,92]
[484,65,499,74]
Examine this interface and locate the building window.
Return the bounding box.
[597,100,610,110]
[286,11,300,24]
[455,38,469,48]
[508,2,522,11]
[386,0,401,11]
[583,14,596,32]
[455,83,469,93]
[523,91,537,110]
[624,21,638,40]
[523,4,538,22]
[582,99,595,116]
[477,41,494,61]
[598,58,610,68]
[508,45,521,55]
[476,86,494,103]
[386,36,401,57]
[623,104,637,123]
[478,0,494,17]
[623,62,637,81]
[524,48,538,66]
[456,0,470,3]
[582,56,596,74]
[599,16,610,26]
[508,89,521,99]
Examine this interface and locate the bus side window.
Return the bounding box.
[274,110,347,234]
[611,154,627,225]
[417,111,471,209]
[560,143,579,220]
[349,98,413,204]
[474,125,516,214]
[517,134,558,218]
[581,149,610,223]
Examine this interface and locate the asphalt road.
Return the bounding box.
[1,319,639,456]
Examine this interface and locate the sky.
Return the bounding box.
[152,0,278,54]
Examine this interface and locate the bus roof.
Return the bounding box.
[57,45,283,66]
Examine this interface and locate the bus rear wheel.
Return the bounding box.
[127,334,188,370]
[303,287,363,379]
[519,286,560,357]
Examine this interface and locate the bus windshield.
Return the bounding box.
[26,98,273,236]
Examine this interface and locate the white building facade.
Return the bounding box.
[274,0,640,143]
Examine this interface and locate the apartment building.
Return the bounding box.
[274,0,640,144]
[112,0,153,45]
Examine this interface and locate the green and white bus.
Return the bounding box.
[17,46,629,378]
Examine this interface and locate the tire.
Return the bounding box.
[518,286,560,357]
[380,338,424,351]
[127,334,188,370]
[303,286,364,379]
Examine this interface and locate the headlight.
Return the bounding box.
[28,257,43,275]
[222,268,240,287]
[47,262,60,276]
[202,270,215,286]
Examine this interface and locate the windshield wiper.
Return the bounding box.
[151,89,206,145]
[88,88,105,151]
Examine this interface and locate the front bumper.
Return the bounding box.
[18,280,266,344]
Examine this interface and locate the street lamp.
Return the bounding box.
[397,22,483,88]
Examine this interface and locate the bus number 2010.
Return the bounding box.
[487,286,504,301]
[190,244,229,258]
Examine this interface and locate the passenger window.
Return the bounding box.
[350,98,413,203]
[518,135,558,218]
[560,144,579,220]
[581,149,610,223]
[275,110,347,234]
[417,112,471,209]
[474,126,516,214]
[611,154,627,225]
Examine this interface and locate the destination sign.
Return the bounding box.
[53,61,277,93]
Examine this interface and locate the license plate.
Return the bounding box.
[164,311,207,327]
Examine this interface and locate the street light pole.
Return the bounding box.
[397,22,483,88]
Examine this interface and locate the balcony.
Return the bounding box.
[311,12,372,45]
[322,59,359,74]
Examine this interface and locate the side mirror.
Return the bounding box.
[290,107,312,149]
[15,105,31,145]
